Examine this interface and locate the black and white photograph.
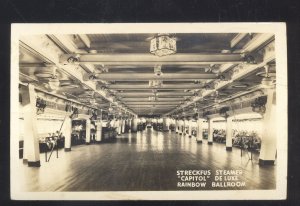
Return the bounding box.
[10,23,287,200]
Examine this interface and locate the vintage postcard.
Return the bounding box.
[10,23,287,200]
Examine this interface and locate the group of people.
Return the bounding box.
[211,129,262,151]
[212,129,226,143]
[232,130,261,150]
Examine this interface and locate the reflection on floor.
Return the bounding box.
[18,128,276,191]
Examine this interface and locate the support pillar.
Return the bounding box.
[259,89,277,165]
[85,119,91,144]
[208,119,213,145]
[64,116,72,152]
[121,119,125,133]
[183,120,186,136]
[95,121,102,143]
[22,84,41,167]
[131,117,138,132]
[128,119,132,132]
[178,120,182,135]
[175,120,178,133]
[163,117,169,131]
[226,116,233,151]
[188,120,192,137]
[117,119,121,135]
[196,118,203,143]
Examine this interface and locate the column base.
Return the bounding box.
[208,141,213,145]
[226,147,232,151]
[85,142,90,145]
[28,161,41,167]
[197,140,202,143]
[259,159,275,166]
[64,148,71,152]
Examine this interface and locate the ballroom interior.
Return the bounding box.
[16,32,278,191]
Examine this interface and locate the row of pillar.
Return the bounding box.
[172,89,276,165]
[21,84,141,167]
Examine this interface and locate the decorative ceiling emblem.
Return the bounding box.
[154,65,163,76]
[149,80,163,88]
[47,68,60,91]
[150,34,177,57]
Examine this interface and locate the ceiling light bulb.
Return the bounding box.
[48,79,60,90]
[90,99,96,104]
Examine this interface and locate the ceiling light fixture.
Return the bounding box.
[150,34,177,57]
[48,78,60,90]
[149,80,163,88]
[48,68,60,90]
[154,65,163,76]
[89,98,96,104]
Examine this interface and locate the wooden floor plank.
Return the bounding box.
[18,129,276,191]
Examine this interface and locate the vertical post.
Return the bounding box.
[208,118,213,145]
[226,116,233,151]
[64,116,72,152]
[22,84,41,167]
[163,117,169,131]
[197,118,203,143]
[259,89,277,165]
[188,119,192,137]
[132,117,138,132]
[85,118,91,144]
[95,121,102,143]
[128,118,132,132]
[117,119,121,135]
[183,119,186,136]
[121,119,125,133]
[179,120,183,135]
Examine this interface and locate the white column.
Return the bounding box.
[179,120,183,135]
[188,120,192,137]
[85,119,91,144]
[95,121,102,143]
[259,90,277,165]
[117,120,121,135]
[183,120,186,135]
[132,117,138,132]
[163,117,169,131]
[175,120,178,133]
[196,118,203,143]
[121,119,125,133]
[128,119,132,132]
[63,116,72,151]
[226,116,233,151]
[22,84,41,167]
[208,119,213,145]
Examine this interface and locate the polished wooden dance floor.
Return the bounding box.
[18,129,276,191]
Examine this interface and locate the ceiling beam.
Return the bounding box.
[126,102,179,105]
[107,83,203,90]
[60,53,245,65]
[121,97,185,102]
[92,73,217,81]
[130,105,177,108]
[230,33,248,48]
[164,41,275,117]
[119,92,192,97]
[19,35,136,116]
